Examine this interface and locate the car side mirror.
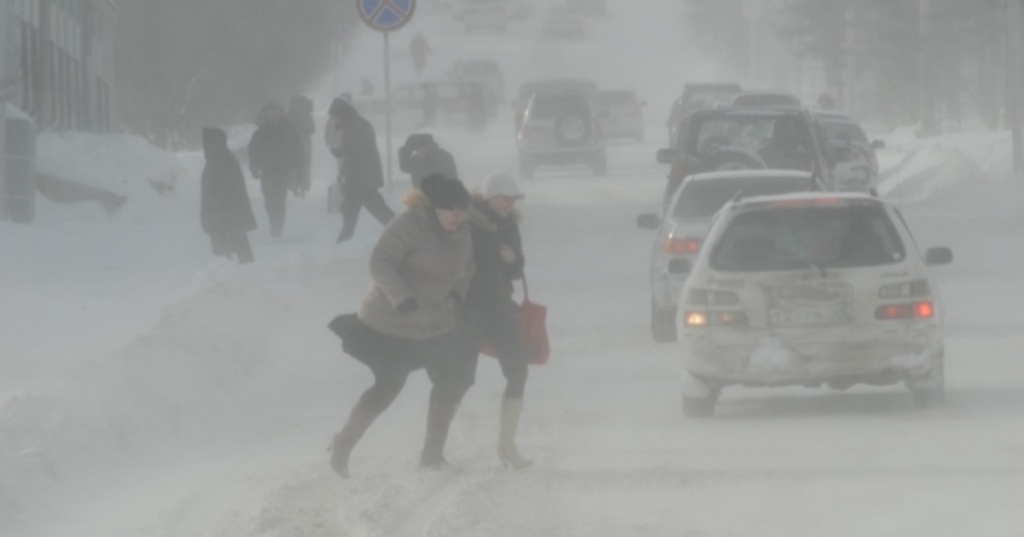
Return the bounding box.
[925,247,952,266]
[871,139,885,150]
[656,148,676,164]
[636,213,661,229]
[667,258,692,274]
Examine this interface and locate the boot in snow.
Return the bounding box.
[330,402,377,478]
[420,397,458,469]
[497,397,532,470]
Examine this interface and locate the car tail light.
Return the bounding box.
[875,301,934,320]
[663,236,700,255]
[684,311,708,327]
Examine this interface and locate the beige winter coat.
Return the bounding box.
[358,191,475,340]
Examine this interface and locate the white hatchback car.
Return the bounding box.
[676,192,952,417]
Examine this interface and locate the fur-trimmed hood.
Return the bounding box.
[468,193,521,231]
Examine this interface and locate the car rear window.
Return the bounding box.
[527,94,589,119]
[710,203,906,272]
[673,177,813,220]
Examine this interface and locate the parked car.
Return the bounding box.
[449,58,505,103]
[517,90,607,178]
[354,79,497,132]
[675,191,952,417]
[666,83,743,147]
[657,107,837,206]
[813,110,885,191]
[598,89,645,141]
[542,12,586,40]
[730,92,801,108]
[636,170,823,341]
[513,78,599,130]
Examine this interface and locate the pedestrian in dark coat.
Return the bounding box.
[325,97,397,242]
[201,127,256,264]
[461,171,532,469]
[248,102,304,237]
[398,133,459,190]
[328,174,475,477]
[287,95,316,197]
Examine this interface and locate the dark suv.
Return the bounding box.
[657,107,836,204]
[517,91,607,178]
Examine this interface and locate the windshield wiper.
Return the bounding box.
[775,249,827,278]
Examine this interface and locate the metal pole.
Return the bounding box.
[384,32,393,191]
[1008,0,1024,172]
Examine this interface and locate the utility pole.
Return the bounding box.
[1008,0,1024,172]
[918,0,937,136]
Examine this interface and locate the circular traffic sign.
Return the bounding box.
[357,0,416,32]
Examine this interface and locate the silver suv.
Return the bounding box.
[517,91,607,178]
[637,170,822,342]
[676,192,951,417]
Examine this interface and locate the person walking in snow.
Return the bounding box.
[248,102,304,237]
[287,95,316,198]
[398,133,459,190]
[328,174,476,477]
[324,97,396,242]
[410,31,432,77]
[201,127,256,263]
[461,171,532,469]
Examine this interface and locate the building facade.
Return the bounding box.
[1,0,115,132]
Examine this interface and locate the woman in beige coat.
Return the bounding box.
[330,174,475,477]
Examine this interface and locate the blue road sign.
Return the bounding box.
[357,0,416,32]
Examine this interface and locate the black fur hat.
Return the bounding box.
[421,174,469,210]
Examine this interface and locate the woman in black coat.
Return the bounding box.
[462,172,532,469]
[201,127,256,263]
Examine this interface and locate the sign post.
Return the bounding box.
[356,0,416,190]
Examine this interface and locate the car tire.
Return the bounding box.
[706,149,765,172]
[554,113,592,147]
[651,300,676,342]
[682,392,716,418]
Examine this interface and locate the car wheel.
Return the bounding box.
[651,300,676,342]
[682,391,716,418]
[910,355,945,409]
[554,114,592,147]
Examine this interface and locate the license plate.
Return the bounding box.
[768,304,849,326]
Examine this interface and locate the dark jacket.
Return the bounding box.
[328,98,385,191]
[465,196,524,311]
[201,128,257,235]
[398,134,459,189]
[248,110,305,182]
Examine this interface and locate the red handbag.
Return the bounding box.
[481,277,550,365]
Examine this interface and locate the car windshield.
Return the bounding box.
[688,114,814,170]
[820,120,869,143]
[710,202,906,271]
[527,94,589,120]
[673,177,813,220]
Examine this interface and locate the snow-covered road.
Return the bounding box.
[4,0,1024,535]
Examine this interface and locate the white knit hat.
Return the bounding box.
[480,172,525,200]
